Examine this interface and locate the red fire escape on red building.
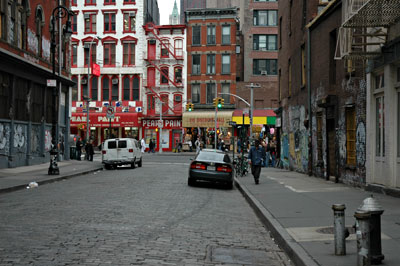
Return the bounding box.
[143,22,185,118]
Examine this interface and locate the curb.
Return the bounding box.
[0,167,104,195]
[234,177,320,266]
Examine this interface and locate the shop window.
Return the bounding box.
[123,42,135,66]
[206,83,215,104]
[103,42,116,66]
[192,54,201,75]
[346,107,356,165]
[192,26,201,46]
[84,12,97,34]
[192,84,200,104]
[123,10,136,32]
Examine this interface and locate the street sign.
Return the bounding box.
[47,79,57,87]
[92,63,100,77]
[106,106,115,119]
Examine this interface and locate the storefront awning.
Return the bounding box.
[71,112,140,128]
[182,111,233,128]
[232,109,276,125]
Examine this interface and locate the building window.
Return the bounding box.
[207,25,216,45]
[207,54,216,74]
[71,0,77,6]
[103,42,116,66]
[84,42,97,67]
[160,67,168,84]
[104,0,116,5]
[192,54,201,75]
[346,107,356,166]
[192,84,200,103]
[174,39,183,58]
[85,0,96,6]
[102,76,109,101]
[124,0,136,3]
[288,59,292,97]
[71,43,78,67]
[91,76,98,101]
[161,39,169,58]
[161,94,169,114]
[81,75,88,99]
[253,10,277,26]
[0,0,5,40]
[123,42,135,66]
[175,67,182,84]
[111,76,118,101]
[35,6,44,57]
[192,26,201,45]
[123,76,130,100]
[375,73,384,90]
[17,0,28,49]
[221,54,231,74]
[132,76,139,100]
[317,113,323,162]
[72,13,77,34]
[84,12,97,34]
[221,83,230,104]
[71,76,78,101]
[206,83,216,104]
[253,59,277,75]
[222,25,230,45]
[301,45,306,87]
[103,12,116,33]
[123,11,136,32]
[376,95,385,157]
[253,34,277,50]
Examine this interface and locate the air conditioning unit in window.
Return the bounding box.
[112,78,119,84]
[261,71,267,75]
[174,95,182,102]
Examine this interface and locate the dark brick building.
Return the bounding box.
[0,0,74,168]
[180,0,206,24]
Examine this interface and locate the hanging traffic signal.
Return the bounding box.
[186,103,194,111]
[217,98,222,108]
[213,97,218,107]
[221,98,224,106]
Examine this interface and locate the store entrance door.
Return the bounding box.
[172,130,181,152]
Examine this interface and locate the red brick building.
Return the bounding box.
[0,0,74,168]
[184,8,238,147]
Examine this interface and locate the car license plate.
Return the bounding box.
[208,166,215,171]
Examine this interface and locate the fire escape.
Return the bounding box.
[143,22,184,116]
[335,0,400,67]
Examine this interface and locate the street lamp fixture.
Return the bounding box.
[48,5,74,175]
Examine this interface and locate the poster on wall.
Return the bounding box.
[162,130,170,149]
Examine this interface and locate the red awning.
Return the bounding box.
[71,112,140,128]
[233,109,275,117]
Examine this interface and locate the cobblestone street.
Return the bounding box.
[0,154,291,266]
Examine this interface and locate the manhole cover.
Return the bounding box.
[207,246,272,265]
[316,226,355,234]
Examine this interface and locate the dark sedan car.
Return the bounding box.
[188,149,234,189]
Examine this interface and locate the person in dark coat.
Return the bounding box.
[87,140,94,161]
[76,137,82,160]
[248,139,266,184]
[148,139,155,153]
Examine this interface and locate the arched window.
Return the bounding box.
[102,76,109,101]
[18,0,29,49]
[0,0,6,40]
[35,6,44,57]
[91,76,98,101]
[71,76,78,101]
[132,76,139,101]
[111,75,118,101]
[123,76,130,101]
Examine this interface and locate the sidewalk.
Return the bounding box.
[0,155,103,194]
[235,168,400,266]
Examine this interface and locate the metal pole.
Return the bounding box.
[215,86,218,151]
[159,100,163,153]
[245,83,260,143]
[86,38,95,143]
[332,204,346,255]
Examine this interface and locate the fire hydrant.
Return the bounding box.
[357,195,384,265]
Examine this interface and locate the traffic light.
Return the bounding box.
[217,98,223,108]
[186,103,194,112]
[213,97,218,107]
[221,98,224,106]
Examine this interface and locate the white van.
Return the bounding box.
[102,138,143,170]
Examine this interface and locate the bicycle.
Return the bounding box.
[234,155,249,177]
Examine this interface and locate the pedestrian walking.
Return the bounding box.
[188,140,193,152]
[76,137,83,161]
[248,139,266,184]
[148,139,155,153]
[140,137,146,153]
[87,140,94,161]
[195,138,201,154]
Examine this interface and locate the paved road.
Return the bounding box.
[0,154,291,266]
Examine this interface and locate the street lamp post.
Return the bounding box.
[48,5,73,175]
[245,83,260,142]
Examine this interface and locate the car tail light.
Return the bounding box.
[190,162,206,170]
[129,149,133,153]
[217,165,232,173]
[102,150,106,154]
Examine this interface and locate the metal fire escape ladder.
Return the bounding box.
[147,58,183,88]
[144,22,183,60]
[146,86,179,115]
[335,0,400,61]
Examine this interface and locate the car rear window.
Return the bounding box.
[196,151,228,163]
[107,141,117,149]
[118,140,127,148]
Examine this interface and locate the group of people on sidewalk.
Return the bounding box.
[75,137,95,161]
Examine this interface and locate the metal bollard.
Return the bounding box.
[355,210,371,266]
[332,204,346,255]
[357,196,385,264]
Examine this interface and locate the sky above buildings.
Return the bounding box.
[158,0,180,25]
